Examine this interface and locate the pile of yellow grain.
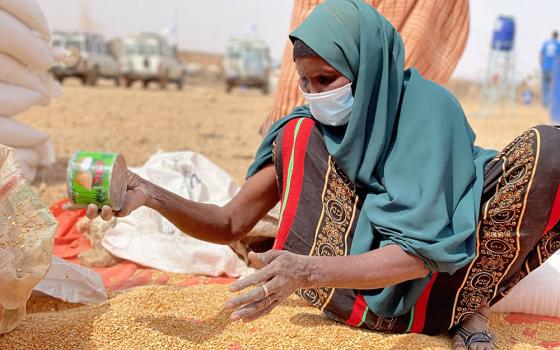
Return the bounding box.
[1,284,558,349]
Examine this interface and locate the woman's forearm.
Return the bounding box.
[145,181,237,244]
[142,165,279,245]
[306,244,430,290]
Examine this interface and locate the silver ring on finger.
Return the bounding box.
[261,284,270,297]
[265,296,272,307]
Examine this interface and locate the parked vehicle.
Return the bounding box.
[223,36,272,94]
[121,33,185,89]
[50,31,122,86]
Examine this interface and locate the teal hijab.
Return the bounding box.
[247,0,497,317]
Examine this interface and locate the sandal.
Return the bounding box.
[452,325,494,349]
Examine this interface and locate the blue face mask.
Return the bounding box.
[299,82,353,126]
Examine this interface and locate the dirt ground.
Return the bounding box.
[16,78,550,206]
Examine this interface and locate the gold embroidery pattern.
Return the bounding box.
[370,316,398,331]
[498,229,560,300]
[539,229,560,261]
[297,156,358,310]
[451,129,537,326]
[499,269,527,299]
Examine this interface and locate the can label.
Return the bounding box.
[67,151,118,207]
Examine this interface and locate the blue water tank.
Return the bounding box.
[551,57,560,123]
[492,16,516,51]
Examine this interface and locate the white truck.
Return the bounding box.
[223,36,273,94]
[121,33,185,89]
[50,31,122,86]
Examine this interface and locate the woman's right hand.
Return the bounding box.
[86,170,151,221]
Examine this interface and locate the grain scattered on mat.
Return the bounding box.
[1,285,450,350]
[26,295,82,314]
[2,284,559,349]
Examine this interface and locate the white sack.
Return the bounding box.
[102,217,252,277]
[102,151,253,277]
[0,83,44,117]
[13,148,39,182]
[33,256,107,305]
[0,9,54,71]
[0,53,61,103]
[21,137,54,168]
[0,0,49,38]
[491,251,560,318]
[34,138,55,166]
[13,144,55,183]
[0,117,50,148]
[0,117,56,182]
[128,151,239,207]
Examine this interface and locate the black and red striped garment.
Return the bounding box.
[270,118,560,334]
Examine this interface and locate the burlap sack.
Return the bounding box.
[0,145,56,334]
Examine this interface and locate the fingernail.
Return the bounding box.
[224,303,233,309]
[230,314,240,321]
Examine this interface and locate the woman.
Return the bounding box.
[88,1,560,349]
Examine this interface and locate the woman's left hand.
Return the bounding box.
[224,250,314,323]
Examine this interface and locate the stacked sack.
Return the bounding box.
[0,0,61,182]
[0,145,58,334]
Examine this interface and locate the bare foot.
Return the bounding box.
[452,307,494,350]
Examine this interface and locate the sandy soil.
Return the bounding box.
[15,78,550,206]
